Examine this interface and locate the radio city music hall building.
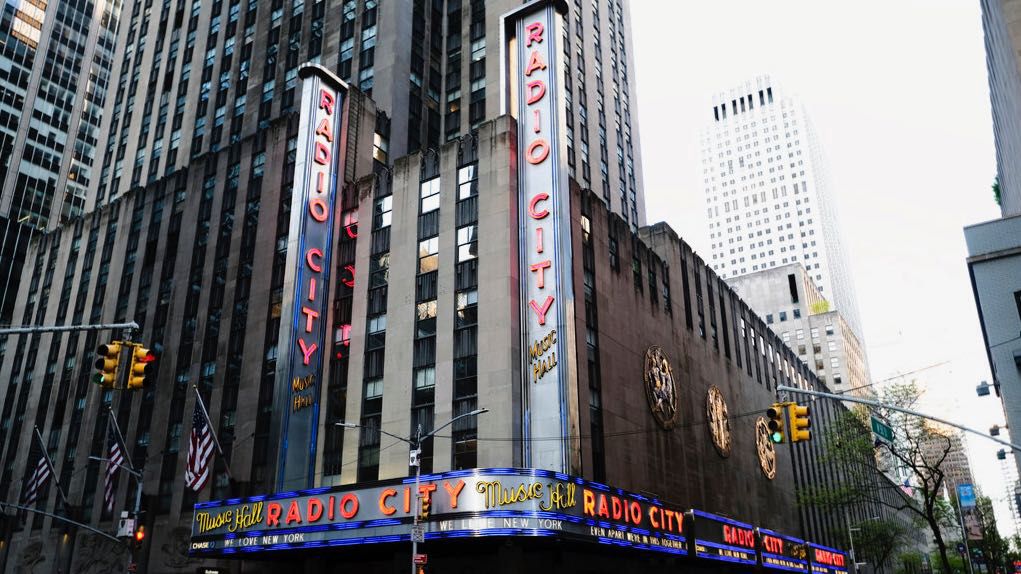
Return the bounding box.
[0,2,872,573]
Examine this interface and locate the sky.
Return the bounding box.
[630,0,1017,536]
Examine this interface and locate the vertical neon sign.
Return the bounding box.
[275,64,348,490]
[503,0,576,472]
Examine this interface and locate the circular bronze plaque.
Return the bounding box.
[705,385,731,457]
[755,417,777,480]
[643,346,679,430]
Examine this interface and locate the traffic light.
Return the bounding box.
[788,403,811,443]
[93,342,122,388]
[766,404,786,443]
[133,524,145,549]
[126,346,156,390]
[419,495,431,520]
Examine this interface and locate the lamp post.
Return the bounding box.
[846,514,878,574]
[336,407,488,574]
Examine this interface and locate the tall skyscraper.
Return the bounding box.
[0,0,124,321]
[969,0,1021,478]
[88,0,645,226]
[981,0,1021,216]
[701,76,863,341]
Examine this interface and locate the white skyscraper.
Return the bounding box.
[701,76,863,340]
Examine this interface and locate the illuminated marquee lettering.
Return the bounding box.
[510,2,573,472]
[723,524,755,548]
[762,534,784,554]
[276,66,348,490]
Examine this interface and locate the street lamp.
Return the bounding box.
[335,407,488,574]
[846,514,878,574]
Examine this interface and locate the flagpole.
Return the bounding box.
[32,426,68,507]
[192,385,233,481]
[105,408,136,473]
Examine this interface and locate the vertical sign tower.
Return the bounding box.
[274,64,349,489]
[501,0,578,473]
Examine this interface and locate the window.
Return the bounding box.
[779,311,787,322]
[766,314,773,324]
[793,308,801,319]
[796,329,804,340]
[416,301,437,338]
[825,323,834,336]
[419,237,438,273]
[457,225,477,262]
[374,196,392,228]
[458,165,478,199]
[420,177,440,212]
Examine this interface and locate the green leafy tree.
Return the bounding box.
[975,494,1010,571]
[799,382,959,573]
[855,518,910,573]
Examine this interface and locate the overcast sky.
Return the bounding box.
[630,0,1016,536]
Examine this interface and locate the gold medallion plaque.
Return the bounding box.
[705,385,731,457]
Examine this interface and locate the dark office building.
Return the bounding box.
[0,0,123,322]
[90,0,644,226]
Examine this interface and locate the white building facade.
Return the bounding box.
[701,76,863,340]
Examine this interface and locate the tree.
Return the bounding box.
[975,494,1010,571]
[799,382,960,574]
[855,518,910,573]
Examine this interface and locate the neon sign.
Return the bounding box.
[691,509,757,566]
[275,64,348,490]
[505,0,575,473]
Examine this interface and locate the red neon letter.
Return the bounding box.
[529,192,550,219]
[342,264,355,288]
[309,197,329,222]
[583,489,595,517]
[297,338,318,365]
[339,493,359,519]
[319,89,335,115]
[307,498,323,522]
[379,489,397,516]
[301,306,319,332]
[524,22,544,46]
[285,501,302,524]
[524,50,547,76]
[529,296,555,325]
[315,118,334,142]
[306,248,323,272]
[266,502,282,526]
[526,139,550,164]
[530,260,552,289]
[314,142,330,165]
[444,480,466,509]
[526,80,546,105]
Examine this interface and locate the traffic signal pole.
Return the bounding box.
[0,321,139,336]
[776,385,1021,453]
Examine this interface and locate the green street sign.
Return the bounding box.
[871,416,894,443]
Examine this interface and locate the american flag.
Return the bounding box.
[23,454,50,505]
[184,401,215,492]
[104,424,124,513]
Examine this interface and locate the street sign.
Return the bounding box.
[411,524,425,543]
[414,554,428,565]
[117,517,136,538]
[870,416,894,443]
